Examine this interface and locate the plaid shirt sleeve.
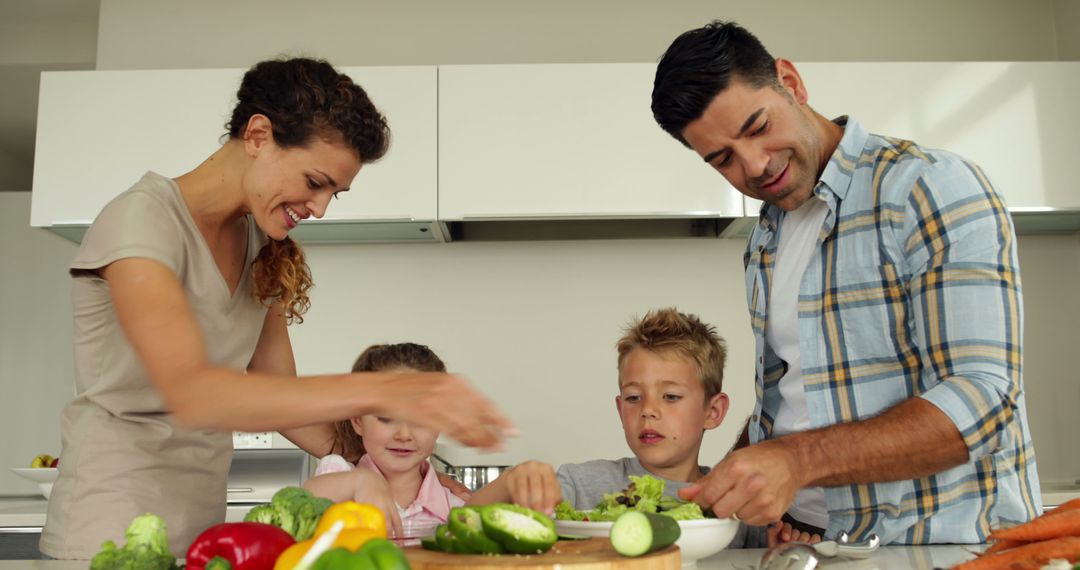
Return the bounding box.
[900,155,1024,461]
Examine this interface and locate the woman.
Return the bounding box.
[40,58,513,559]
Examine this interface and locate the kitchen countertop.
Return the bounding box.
[0,497,257,529]
[0,545,983,569]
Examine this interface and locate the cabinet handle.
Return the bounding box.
[460,211,727,221]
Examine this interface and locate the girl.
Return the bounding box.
[42,58,511,560]
[304,343,465,543]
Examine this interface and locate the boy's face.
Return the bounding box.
[616,348,728,480]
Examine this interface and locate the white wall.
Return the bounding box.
[3,0,1078,494]
[292,239,755,466]
[0,193,76,494]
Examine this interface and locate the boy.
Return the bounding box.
[468,308,816,545]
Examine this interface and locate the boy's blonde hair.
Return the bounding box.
[330,343,447,463]
[616,308,726,401]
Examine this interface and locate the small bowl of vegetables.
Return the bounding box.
[554,474,740,568]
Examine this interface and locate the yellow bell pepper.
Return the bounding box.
[313,502,387,538]
[272,528,383,570]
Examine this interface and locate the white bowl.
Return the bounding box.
[555,517,738,567]
[10,468,58,499]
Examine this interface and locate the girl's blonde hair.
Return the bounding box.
[330,343,447,463]
[616,308,727,401]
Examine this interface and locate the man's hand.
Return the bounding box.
[678,439,803,526]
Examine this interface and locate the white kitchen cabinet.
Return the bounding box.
[722,63,1080,237]
[438,63,745,221]
[31,66,440,242]
[801,62,1080,212]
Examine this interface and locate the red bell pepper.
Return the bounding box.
[186,522,296,570]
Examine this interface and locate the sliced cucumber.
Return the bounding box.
[609,511,681,557]
[479,503,558,554]
[448,506,506,554]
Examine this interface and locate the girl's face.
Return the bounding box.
[241,117,362,240]
[350,367,439,477]
[351,415,439,477]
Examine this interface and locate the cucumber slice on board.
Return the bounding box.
[479,503,558,554]
[448,506,506,554]
[609,511,681,557]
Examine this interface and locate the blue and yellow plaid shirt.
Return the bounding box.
[744,117,1041,544]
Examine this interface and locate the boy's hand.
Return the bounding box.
[352,468,404,539]
[766,521,822,547]
[503,461,561,515]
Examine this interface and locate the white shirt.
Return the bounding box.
[765,196,831,529]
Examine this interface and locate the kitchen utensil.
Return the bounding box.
[812,532,880,559]
[759,542,819,570]
[405,536,679,569]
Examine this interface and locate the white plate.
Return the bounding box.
[10,468,58,483]
[10,468,57,499]
[555,519,613,537]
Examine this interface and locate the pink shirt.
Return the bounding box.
[313,454,464,528]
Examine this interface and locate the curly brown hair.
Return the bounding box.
[228,57,392,323]
[330,343,447,463]
[616,308,727,402]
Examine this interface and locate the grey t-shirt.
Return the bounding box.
[556,456,710,511]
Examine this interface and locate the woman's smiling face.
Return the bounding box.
[242,118,361,240]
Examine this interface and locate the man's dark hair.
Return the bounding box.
[651,20,778,147]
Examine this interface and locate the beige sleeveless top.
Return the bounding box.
[41,172,268,559]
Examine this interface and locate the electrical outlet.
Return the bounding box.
[233,431,273,449]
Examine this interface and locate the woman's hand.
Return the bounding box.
[366,372,517,452]
[351,469,403,540]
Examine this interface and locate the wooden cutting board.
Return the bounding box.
[404,538,680,569]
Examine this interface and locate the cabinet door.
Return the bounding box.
[438,63,745,221]
[31,66,437,228]
[799,62,1080,211]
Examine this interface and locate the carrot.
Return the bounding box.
[1048,497,1080,515]
[988,510,1080,542]
[982,539,1024,554]
[951,536,1080,570]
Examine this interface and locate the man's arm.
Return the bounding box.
[681,398,967,525]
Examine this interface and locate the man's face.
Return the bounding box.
[681,61,825,212]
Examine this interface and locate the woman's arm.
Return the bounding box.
[245,305,336,458]
[101,257,515,448]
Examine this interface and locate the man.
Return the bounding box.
[650,21,1040,545]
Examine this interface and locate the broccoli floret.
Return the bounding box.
[271,486,314,512]
[89,514,178,570]
[293,497,334,541]
[124,513,171,556]
[89,540,124,570]
[243,503,280,526]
